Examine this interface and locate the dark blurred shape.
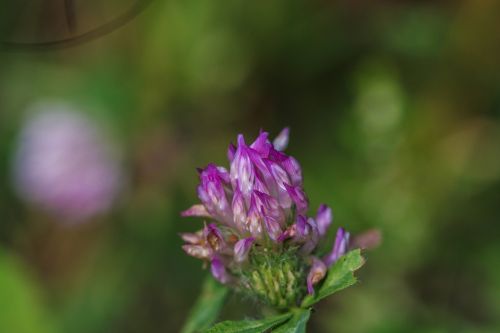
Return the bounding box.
[0,0,153,50]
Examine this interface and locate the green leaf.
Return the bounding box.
[273,308,311,333]
[0,252,59,333]
[205,312,293,333]
[301,249,365,308]
[181,276,229,333]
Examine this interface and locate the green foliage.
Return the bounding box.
[205,309,311,333]
[301,250,365,308]
[203,308,311,333]
[273,308,311,333]
[0,253,58,333]
[181,276,229,333]
[196,251,364,332]
[205,312,292,333]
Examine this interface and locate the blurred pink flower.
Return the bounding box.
[12,102,124,222]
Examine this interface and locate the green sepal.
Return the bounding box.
[301,249,365,308]
[204,312,292,333]
[181,275,229,333]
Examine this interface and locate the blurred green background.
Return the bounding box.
[1,0,500,332]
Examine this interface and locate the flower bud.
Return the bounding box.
[307,257,327,294]
[323,228,350,266]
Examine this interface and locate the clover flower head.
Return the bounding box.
[181,128,351,308]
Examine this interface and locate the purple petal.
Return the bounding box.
[281,156,302,186]
[252,191,285,229]
[265,160,292,208]
[323,227,350,267]
[284,184,308,214]
[263,215,282,241]
[237,134,246,146]
[234,237,255,262]
[277,224,297,242]
[253,174,271,195]
[316,204,332,237]
[205,223,225,252]
[246,195,263,237]
[268,148,288,163]
[230,135,255,198]
[216,166,231,183]
[273,127,290,151]
[300,218,320,255]
[211,256,230,284]
[277,231,289,243]
[250,131,272,157]
[295,215,309,239]
[181,204,210,218]
[180,232,203,244]
[247,149,275,194]
[182,244,212,260]
[268,161,290,189]
[227,143,237,162]
[267,149,303,195]
[232,185,247,231]
[197,164,233,225]
[307,257,327,294]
